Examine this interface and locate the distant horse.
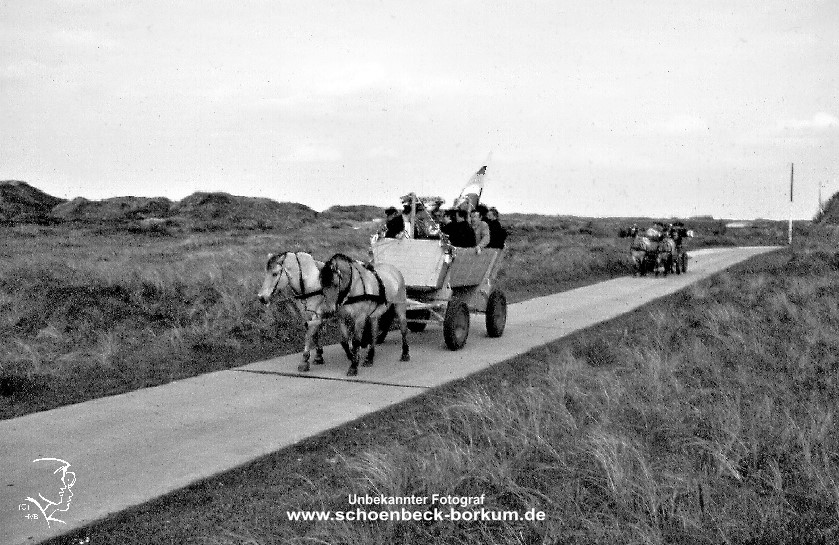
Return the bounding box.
[629,235,656,276]
[655,236,677,276]
[319,254,410,376]
[257,251,329,372]
[668,226,693,274]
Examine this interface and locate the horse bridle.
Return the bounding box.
[269,253,323,305]
[334,261,354,306]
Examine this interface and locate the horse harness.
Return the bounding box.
[271,253,325,317]
[336,261,388,308]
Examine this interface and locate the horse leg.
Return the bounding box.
[363,314,380,367]
[338,318,354,361]
[341,340,353,362]
[347,337,361,376]
[312,318,325,365]
[337,314,359,376]
[396,302,410,361]
[298,318,321,372]
[376,305,395,344]
[363,316,377,367]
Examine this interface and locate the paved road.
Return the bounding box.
[0,246,777,544]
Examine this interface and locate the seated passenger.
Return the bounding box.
[471,208,490,253]
[444,209,476,248]
[382,206,405,238]
[400,205,414,239]
[646,222,665,241]
[484,206,508,249]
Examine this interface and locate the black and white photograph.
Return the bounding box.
[1,1,837,543]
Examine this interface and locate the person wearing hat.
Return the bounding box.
[382,206,406,238]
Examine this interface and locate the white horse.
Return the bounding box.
[257,251,330,372]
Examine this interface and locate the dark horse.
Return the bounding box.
[319,254,410,376]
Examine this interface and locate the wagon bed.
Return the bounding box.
[371,237,507,349]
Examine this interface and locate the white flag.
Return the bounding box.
[454,155,491,211]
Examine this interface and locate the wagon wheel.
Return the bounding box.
[443,300,470,350]
[485,289,507,338]
[406,308,430,333]
[376,305,395,344]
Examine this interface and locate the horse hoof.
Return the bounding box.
[400,354,410,362]
[346,368,358,377]
[362,360,373,367]
[297,364,310,372]
[313,357,325,365]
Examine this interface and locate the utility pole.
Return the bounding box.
[788,163,794,246]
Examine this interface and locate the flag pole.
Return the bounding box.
[788,163,794,246]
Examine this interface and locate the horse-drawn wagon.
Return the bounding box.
[370,237,507,350]
[627,226,692,277]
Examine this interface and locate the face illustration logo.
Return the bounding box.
[23,458,76,527]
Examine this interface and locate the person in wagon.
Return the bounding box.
[471,206,491,253]
[670,222,688,249]
[484,206,508,249]
[646,222,665,241]
[443,209,476,248]
[381,206,405,238]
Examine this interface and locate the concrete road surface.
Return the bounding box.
[0,246,777,544]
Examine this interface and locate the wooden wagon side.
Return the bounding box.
[371,237,507,350]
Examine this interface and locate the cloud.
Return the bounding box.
[776,112,839,132]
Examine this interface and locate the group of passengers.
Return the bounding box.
[629,221,689,250]
[381,198,507,251]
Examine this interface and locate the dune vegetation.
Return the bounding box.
[41,232,839,545]
[0,213,793,419]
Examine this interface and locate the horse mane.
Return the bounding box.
[266,252,288,270]
[320,253,355,286]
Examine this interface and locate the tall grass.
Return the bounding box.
[41,231,839,545]
[269,246,839,545]
[0,217,790,418]
[0,225,366,417]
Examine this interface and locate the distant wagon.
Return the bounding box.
[627,225,692,277]
[370,237,507,350]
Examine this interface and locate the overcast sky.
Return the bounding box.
[2,1,837,219]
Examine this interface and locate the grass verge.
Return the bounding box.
[42,241,839,544]
[2,215,791,418]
